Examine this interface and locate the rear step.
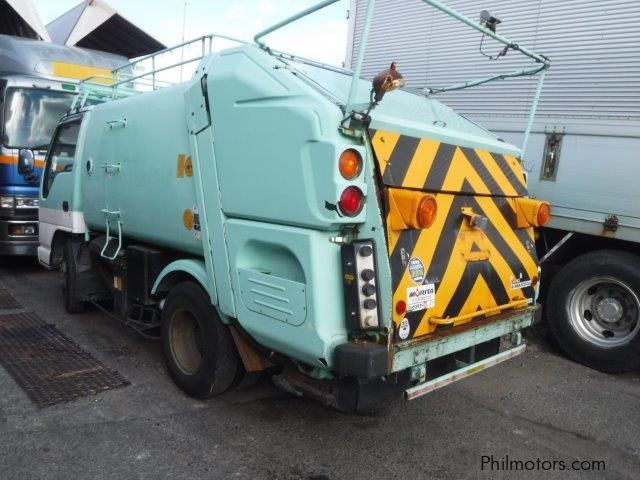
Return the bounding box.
[405,343,526,400]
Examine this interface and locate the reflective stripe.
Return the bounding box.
[0,155,45,168]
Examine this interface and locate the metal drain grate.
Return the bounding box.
[0,289,22,309]
[0,312,129,407]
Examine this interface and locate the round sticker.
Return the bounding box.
[398,318,411,340]
[408,257,425,284]
[183,209,194,230]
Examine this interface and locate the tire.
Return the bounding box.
[547,250,640,373]
[161,281,239,398]
[61,240,85,313]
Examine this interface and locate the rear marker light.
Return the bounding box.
[339,149,362,180]
[396,300,407,315]
[363,299,377,310]
[531,275,539,287]
[338,186,364,217]
[515,198,551,228]
[537,203,551,226]
[361,269,375,282]
[362,284,376,297]
[340,240,381,331]
[417,196,438,228]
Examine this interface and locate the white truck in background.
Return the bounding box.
[346,0,640,372]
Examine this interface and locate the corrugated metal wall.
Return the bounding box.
[349,0,640,121]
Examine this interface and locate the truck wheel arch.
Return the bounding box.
[50,230,75,268]
[152,259,212,303]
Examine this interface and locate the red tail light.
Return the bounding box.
[338,186,364,216]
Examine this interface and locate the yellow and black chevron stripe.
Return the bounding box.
[369,129,538,341]
[370,129,527,197]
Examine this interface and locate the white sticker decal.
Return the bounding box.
[406,284,436,313]
[398,318,411,340]
[511,274,532,290]
[408,257,425,284]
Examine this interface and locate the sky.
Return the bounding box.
[33,0,351,66]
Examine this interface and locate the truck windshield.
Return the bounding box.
[3,88,76,150]
[42,119,81,198]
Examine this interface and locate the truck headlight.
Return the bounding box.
[15,197,39,209]
[0,196,14,209]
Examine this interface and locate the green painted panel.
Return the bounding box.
[238,268,306,326]
[392,308,536,372]
[226,219,348,368]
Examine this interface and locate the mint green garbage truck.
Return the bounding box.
[38,1,551,411]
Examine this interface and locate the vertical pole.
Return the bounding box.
[152,56,156,90]
[180,0,187,82]
[344,0,375,119]
[521,69,546,158]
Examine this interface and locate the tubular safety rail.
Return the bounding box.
[74,0,550,155]
[72,34,247,110]
[254,0,551,156]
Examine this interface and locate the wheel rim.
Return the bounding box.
[567,277,640,348]
[169,309,204,375]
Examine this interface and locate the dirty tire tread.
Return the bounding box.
[63,240,85,314]
[161,281,239,398]
[546,249,640,373]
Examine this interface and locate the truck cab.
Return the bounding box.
[0,34,127,257]
[39,3,550,411]
[0,75,76,255]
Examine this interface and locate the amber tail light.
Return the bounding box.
[515,198,551,227]
[338,149,362,180]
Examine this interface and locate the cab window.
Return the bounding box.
[42,119,81,198]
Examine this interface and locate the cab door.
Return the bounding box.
[39,115,84,264]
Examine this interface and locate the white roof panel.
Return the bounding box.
[1,0,51,41]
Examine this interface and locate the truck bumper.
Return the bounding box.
[391,306,537,373]
[394,306,537,401]
[0,218,39,256]
[405,343,526,400]
[0,239,38,256]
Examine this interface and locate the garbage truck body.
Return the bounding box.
[39,2,550,410]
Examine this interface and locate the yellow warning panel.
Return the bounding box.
[52,62,113,84]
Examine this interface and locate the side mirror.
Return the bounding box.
[18,149,35,176]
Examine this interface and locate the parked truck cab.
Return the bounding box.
[0,34,126,257]
[39,2,551,411]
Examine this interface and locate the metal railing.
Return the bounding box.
[253,0,551,155]
[72,0,550,155]
[73,33,247,110]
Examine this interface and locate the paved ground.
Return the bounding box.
[0,258,639,480]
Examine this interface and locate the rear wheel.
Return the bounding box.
[547,250,640,372]
[161,281,239,397]
[61,240,85,313]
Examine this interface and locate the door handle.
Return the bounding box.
[62,201,69,212]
